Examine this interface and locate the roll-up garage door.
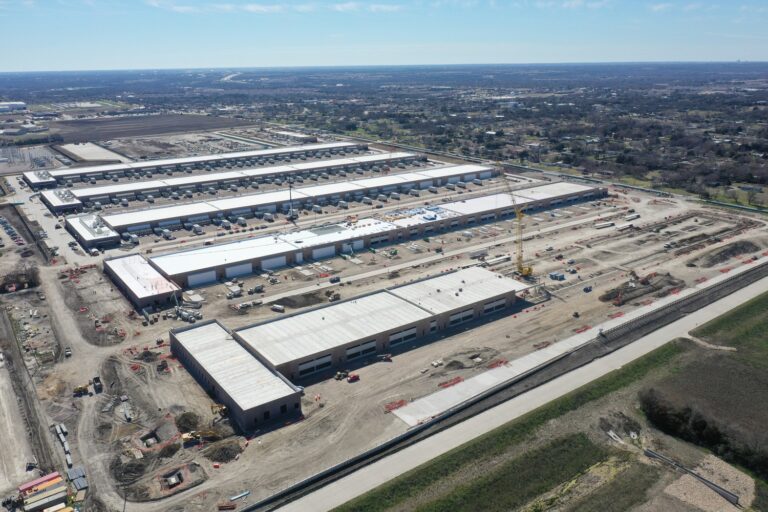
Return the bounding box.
[225,262,252,278]
[298,355,333,376]
[461,173,477,181]
[127,224,151,232]
[295,252,304,264]
[187,270,217,288]
[352,240,365,250]
[447,176,460,184]
[312,245,336,260]
[261,255,286,270]
[342,243,353,254]
[479,171,493,179]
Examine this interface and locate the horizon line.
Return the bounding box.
[1,59,766,75]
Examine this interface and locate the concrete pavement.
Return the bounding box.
[279,275,768,512]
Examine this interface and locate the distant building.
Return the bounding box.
[0,102,27,112]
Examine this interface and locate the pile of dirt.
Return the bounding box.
[110,456,151,484]
[175,412,200,433]
[159,443,181,459]
[138,350,157,362]
[202,439,242,463]
[599,272,684,306]
[280,291,324,309]
[691,241,760,268]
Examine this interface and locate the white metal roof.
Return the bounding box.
[38,142,360,178]
[103,202,217,228]
[389,267,529,314]
[416,164,492,178]
[65,214,119,242]
[100,163,481,229]
[41,190,82,208]
[173,321,297,411]
[236,292,432,368]
[281,218,393,248]
[61,152,414,201]
[151,234,299,276]
[104,254,179,299]
[388,206,461,228]
[440,193,525,216]
[514,181,595,201]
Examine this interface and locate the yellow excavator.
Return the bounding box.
[211,404,228,416]
[181,430,219,445]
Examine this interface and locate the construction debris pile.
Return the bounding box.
[599,271,685,306]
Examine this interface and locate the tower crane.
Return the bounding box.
[499,164,533,277]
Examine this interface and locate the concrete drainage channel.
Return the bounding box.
[245,259,768,512]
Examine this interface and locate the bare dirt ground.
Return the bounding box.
[1,180,767,511]
[50,115,253,143]
[0,361,36,494]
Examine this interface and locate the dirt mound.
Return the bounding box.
[110,456,151,484]
[139,350,157,362]
[600,272,684,306]
[175,412,200,433]
[280,291,324,309]
[203,439,242,463]
[692,241,760,268]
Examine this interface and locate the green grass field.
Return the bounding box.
[333,341,684,512]
[415,434,607,512]
[692,290,768,367]
[568,462,661,512]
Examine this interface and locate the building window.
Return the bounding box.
[280,404,287,414]
[263,410,270,420]
[294,402,299,409]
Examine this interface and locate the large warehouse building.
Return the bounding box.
[104,254,181,309]
[103,181,604,306]
[24,141,366,188]
[40,151,421,213]
[170,268,527,431]
[235,267,528,379]
[170,321,302,432]
[146,181,603,289]
[95,163,493,235]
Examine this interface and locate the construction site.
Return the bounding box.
[2,128,768,512]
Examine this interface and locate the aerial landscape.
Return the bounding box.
[1,1,767,512]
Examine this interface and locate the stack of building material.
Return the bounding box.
[65,467,88,492]
[17,471,68,512]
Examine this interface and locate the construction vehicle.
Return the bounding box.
[378,354,392,362]
[500,167,533,277]
[181,430,219,446]
[334,370,349,381]
[72,385,89,397]
[92,376,103,393]
[211,404,228,416]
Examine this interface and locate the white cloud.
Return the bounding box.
[332,2,360,11]
[368,3,402,12]
[143,0,406,15]
[649,2,672,11]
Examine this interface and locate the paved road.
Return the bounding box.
[279,275,768,512]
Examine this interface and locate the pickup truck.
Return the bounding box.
[64,347,72,358]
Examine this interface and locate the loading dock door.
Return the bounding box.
[225,263,252,279]
[187,270,217,288]
[261,255,287,270]
[312,245,336,260]
[295,252,304,264]
[479,171,493,179]
[447,176,460,184]
[352,240,364,250]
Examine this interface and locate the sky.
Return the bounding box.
[1,0,767,72]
